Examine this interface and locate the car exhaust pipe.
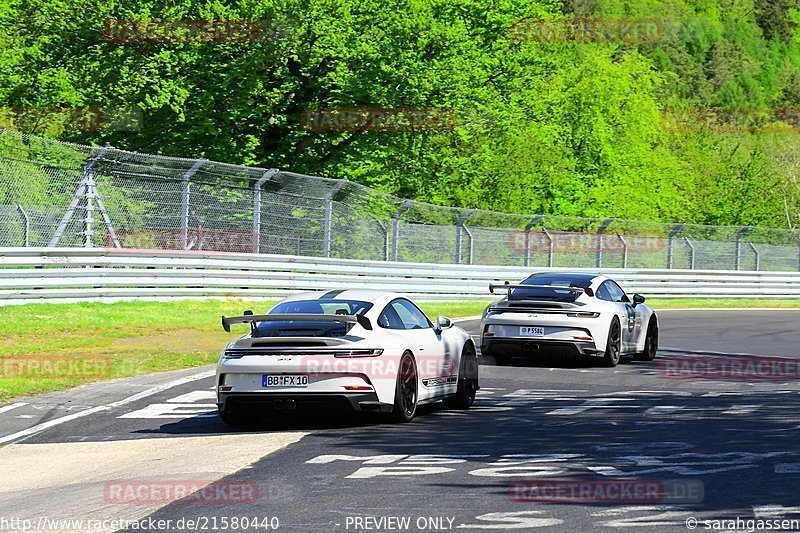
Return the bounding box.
[523,342,540,352]
[286,399,297,410]
[273,399,284,410]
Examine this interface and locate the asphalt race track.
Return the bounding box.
[1,310,800,532]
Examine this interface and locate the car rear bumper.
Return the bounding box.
[218,392,392,415]
[481,337,603,357]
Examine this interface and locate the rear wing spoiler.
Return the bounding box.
[489,282,593,299]
[222,312,372,333]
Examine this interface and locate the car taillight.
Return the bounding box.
[333,349,384,358]
[344,385,373,391]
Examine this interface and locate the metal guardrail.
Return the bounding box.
[2,248,800,305]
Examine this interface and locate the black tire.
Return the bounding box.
[443,343,478,409]
[391,352,418,423]
[601,318,622,367]
[634,318,659,361]
[218,405,257,427]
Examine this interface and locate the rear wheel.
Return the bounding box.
[634,318,658,361]
[601,318,621,367]
[443,343,478,409]
[391,352,418,423]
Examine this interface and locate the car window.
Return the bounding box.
[606,281,628,302]
[380,299,432,330]
[510,274,593,301]
[377,304,405,329]
[595,282,614,301]
[270,299,372,315]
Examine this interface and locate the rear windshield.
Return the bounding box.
[269,299,372,315]
[510,275,591,302]
[254,299,372,338]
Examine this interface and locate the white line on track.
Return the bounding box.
[0,402,27,415]
[0,370,214,445]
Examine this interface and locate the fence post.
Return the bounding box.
[667,223,685,269]
[616,233,628,268]
[323,180,347,258]
[748,242,760,271]
[391,200,413,262]
[252,168,278,254]
[83,171,96,248]
[595,218,614,268]
[684,237,696,270]
[179,159,207,250]
[524,215,545,267]
[454,209,475,264]
[16,205,29,247]
[463,224,475,265]
[49,144,110,247]
[735,226,751,271]
[376,221,389,261]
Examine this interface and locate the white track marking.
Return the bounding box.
[644,405,684,415]
[108,369,214,407]
[546,398,636,415]
[0,406,108,445]
[165,389,216,403]
[775,463,800,473]
[722,404,761,415]
[0,403,27,415]
[753,505,800,518]
[118,403,218,419]
[0,370,214,445]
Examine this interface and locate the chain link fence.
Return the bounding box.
[1,130,799,271]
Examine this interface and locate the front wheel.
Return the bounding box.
[600,318,621,367]
[443,343,478,409]
[391,352,418,423]
[634,318,658,361]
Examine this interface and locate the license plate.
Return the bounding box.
[520,326,545,337]
[262,374,309,387]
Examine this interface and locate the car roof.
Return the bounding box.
[279,289,402,303]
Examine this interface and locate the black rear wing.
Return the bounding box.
[222,312,372,333]
[489,282,593,299]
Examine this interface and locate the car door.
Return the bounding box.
[604,281,638,352]
[380,299,448,398]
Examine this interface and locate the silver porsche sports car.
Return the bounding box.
[480,273,658,367]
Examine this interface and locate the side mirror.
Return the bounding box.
[584,287,594,297]
[435,316,453,333]
[632,294,646,306]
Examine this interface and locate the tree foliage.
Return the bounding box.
[1,0,799,227]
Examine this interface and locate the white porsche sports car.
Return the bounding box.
[217,290,479,425]
[480,273,658,367]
